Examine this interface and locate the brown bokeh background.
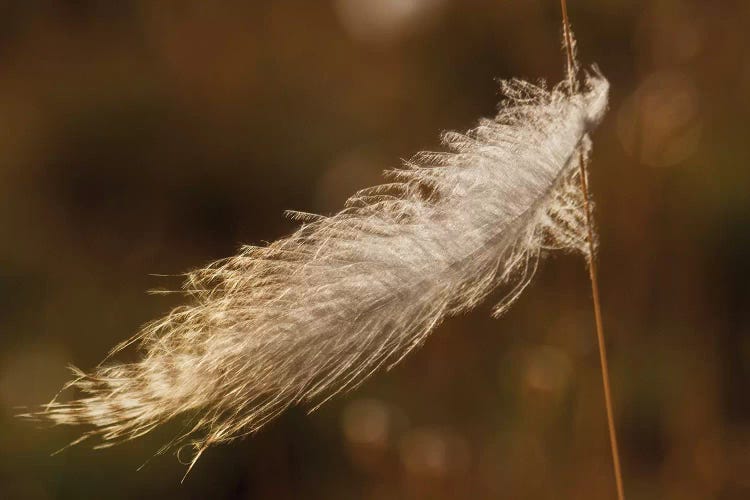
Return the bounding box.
[1,0,748,498]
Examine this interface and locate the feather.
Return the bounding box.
[26,64,609,471]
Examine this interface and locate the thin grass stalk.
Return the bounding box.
[560,1,625,499]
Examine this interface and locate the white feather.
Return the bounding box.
[28,67,609,469]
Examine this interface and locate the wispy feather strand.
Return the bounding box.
[29,58,609,470]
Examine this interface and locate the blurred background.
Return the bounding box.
[0,0,748,498]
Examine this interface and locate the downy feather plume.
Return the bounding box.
[28,46,609,471]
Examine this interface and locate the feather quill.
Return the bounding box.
[28,58,608,470]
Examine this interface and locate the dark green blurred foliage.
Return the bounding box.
[1,0,748,498]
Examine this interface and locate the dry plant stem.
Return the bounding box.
[560,1,625,499]
[578,150,625,500]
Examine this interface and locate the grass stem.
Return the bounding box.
[560,1,625,499]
